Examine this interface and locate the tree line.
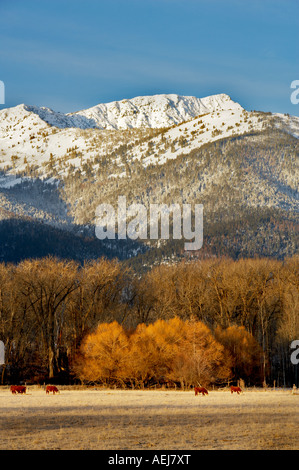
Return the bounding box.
[0,255,298,387]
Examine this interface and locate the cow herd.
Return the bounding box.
[10,385,59,395]
[194,385,243,396]
[9,384,242,395]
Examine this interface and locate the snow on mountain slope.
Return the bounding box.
[272,113,299,138]
[0,108,255,178]
[0,93,298,188]
[136,108,267,167]
[3,93,243,131]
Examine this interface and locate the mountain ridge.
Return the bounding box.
[12,92,243,130]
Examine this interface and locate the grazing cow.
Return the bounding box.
[10,385,26,394]
[194,386,208,396]
[230,385,242,394]
[46,385,59,395]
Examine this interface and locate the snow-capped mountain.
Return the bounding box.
[0,93,298,181]
[17,93,243,130]
[0,92,298,265]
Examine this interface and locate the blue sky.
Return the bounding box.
[0,0,298,115]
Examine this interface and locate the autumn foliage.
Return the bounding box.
[74,317,263,388]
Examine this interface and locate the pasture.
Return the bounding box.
[0,387,298,450]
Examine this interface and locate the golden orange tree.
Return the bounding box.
[75,321,130,385]
[75,317,232,388]
[169,319,231,388]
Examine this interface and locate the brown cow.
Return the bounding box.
[10,385,26,394]
[230,385,242,394]
[46,385,59,395]
[195,386,208,396]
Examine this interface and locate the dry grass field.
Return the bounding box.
[0,387,298,450]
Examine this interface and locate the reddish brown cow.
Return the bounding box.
[194,386,208,396]
[230,385,242,394]
[10,385,26,394]
[46,385,59,395]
